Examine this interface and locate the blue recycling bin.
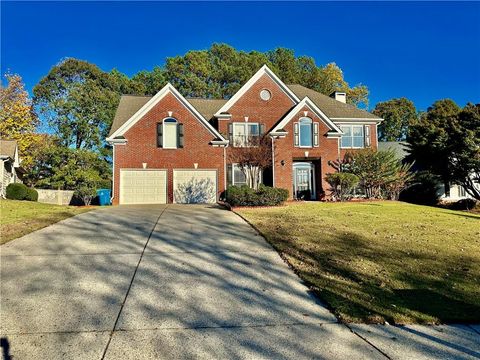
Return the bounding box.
[97,189,111,206]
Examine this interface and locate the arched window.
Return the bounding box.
[299,117,313,147]
[157,117,183,149]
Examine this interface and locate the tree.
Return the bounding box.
[228,136,272,190]
[163,43,369,106]
[407,99,462,196]
[30,144,110,192]
[33,58,121,149]
[0,72,43,171]
[449,103,480,199]
[373,98,417,141]
[325,172,359,201]
[349,149,413,199]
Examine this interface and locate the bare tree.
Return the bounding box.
[228,135,272,190]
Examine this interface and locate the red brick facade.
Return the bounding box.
[111,71,380,204]
[112,93,224,205]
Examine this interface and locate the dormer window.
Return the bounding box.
[157,118,184,149]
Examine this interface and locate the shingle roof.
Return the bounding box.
[109,84,381,137]
[0,139,17,159]
[378,141,409,159]
[286,84,381,120]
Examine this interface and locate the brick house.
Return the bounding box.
[107,65,382,205]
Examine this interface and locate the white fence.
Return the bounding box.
[35,189,75,206]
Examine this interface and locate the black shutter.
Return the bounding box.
[227,164,232,186]
[157,123,162,148]
[178,123,184,148]
[228,123,233,145]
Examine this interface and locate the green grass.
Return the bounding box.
[0,199,91,245]
[237,201,480,324]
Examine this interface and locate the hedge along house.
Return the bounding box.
[107,65,383,205]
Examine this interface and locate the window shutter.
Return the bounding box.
[178,123,184,148]
[228,123,233,145]
[227,164,232,186]
[157,123,163,148]
[293,122,299,146]
[313,123,319,147]
[259,124,265,136]
[364,125,371,147]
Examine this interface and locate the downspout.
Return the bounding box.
[271,136,275,187]
[111,144,115,203]
[223,143,228,195]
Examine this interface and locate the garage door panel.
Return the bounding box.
[173,170,217,204]
[120,170,167,205]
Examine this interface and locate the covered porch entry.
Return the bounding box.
[292,160,323,200]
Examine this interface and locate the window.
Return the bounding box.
[157,118,183,149]
[231,123,261,147]
[228,163,262,187]
[299,117,313,147]
[294,117,318,148]
[260,89,271,101]
[340,125,364,148]
[233,164,247,186]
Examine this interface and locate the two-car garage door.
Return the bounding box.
[119,169,217,205]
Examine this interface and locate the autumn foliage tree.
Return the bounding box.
[227,136,272,190]
[0,72,43,171]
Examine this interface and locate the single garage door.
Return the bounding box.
[173,169,217,204]
[120,169,167,205]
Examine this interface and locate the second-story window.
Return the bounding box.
[294,117,319,148]
[340,125,364,148]
[157,118,184,149]
[230,123,261,147]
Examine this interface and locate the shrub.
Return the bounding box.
[399,171,440,206]
[446,198,478,211]
[75,185,97,206]
[25,188,39,202]
[6,183,29,200]
[226,185,288,207]
[325,172,359,201]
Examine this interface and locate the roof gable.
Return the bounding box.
[270,97,343,135]
[287,84,382,121]
[214,65,300,116]
[0,139,18,160]
[107,84,227,142]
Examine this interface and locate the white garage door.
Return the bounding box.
[120,169,167,205]
[173,170,217,204]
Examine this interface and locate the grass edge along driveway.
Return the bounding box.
[0,199,91,245]
[237,201,480,325]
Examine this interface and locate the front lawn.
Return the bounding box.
[237,201,480,324]
[0,199,91,245]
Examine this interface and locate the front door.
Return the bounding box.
[293,163,315,200]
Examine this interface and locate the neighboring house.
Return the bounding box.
[378,141,477,201]
[0,140,25,197]
[107,65,383,205]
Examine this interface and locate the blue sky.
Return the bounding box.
[2,1,479,111]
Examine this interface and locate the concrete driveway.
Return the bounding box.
[1,205,479,359]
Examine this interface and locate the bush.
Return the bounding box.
[325,172,359,201]
[6,183,29,200]
[446,198,478,211]
[399,171,441,206]
[226,185,288,207]
[25,188,39,202]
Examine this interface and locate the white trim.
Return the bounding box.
[107,83,226,142]
[271,97,343,134]
[214,65,299,116]
[111,145,115,202]
[331,117,383,123]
